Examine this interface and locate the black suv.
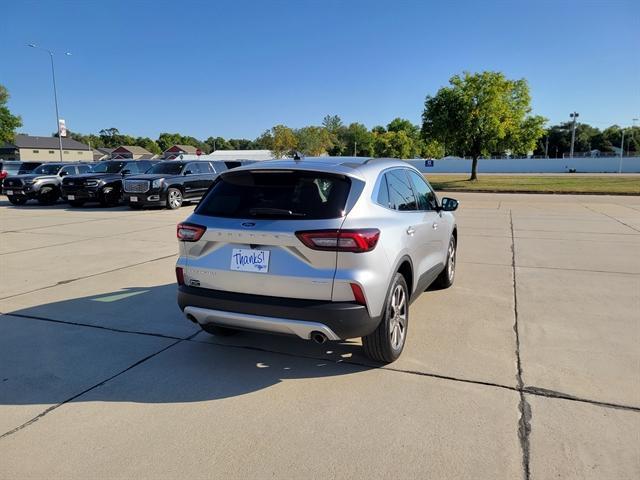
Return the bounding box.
[61,160,156,207]
[122,160,227,209]
[3,163,92,205]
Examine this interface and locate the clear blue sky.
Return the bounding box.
[2,0,639,140]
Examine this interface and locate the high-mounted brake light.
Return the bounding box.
[177,223,206,242]
[295,229,380,253]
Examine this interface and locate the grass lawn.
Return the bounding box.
[426,175,640,195]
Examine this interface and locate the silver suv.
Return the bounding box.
[176,157,458,363]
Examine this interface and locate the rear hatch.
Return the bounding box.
[181,169,354,301]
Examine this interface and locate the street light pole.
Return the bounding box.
[618,128,625,174]
[28,44,70,162]
[569,111,579,158]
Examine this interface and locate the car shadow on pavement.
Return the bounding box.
[0,284,372,408]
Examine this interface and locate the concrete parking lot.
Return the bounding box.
[0,193,638,479]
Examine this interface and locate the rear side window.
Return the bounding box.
[386,169,417,211]
[196,170,351,220]
[197,162,214,173]
[376,174,390,208]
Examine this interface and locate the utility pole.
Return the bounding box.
[569,111,579,158]
[618,128,625,174]
[28,44,71,162]
[354,141,357,156]
[544,136,549,158]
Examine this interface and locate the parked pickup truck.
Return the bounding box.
[3,162,92,205]
[61,160,156,207]
[123,160,227,209]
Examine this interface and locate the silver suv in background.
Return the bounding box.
[176,157,458,363]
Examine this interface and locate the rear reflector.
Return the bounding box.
[177,223,206,242]
[350,283,367,306]
[295,229,380,253]
[175,266,185,286]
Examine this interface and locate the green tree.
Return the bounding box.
[0,85,22,145]
[422,71,546,180]
[341,122,373,156]
[295,126,333,156]
[270,125,297,158]
[373,131,413,158]
[253,130,274,150]
[421,139,445,158]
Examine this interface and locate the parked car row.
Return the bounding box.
[2,159,234,209]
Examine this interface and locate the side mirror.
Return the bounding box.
[440,197,459,212]
[59,170,68,177]
[121,169,131,176]
[184,170,193,175]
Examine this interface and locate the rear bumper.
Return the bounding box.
[177,285,381,340]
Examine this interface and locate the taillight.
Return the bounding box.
[350,283,367,306]
[175,266,185,285]
[295,229,380,253]
[177,223,206,242]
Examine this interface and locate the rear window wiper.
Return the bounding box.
[249,207,306,217]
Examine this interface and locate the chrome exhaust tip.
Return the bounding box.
[310,331,327,344]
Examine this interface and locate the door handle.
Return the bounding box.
[406,226,415,235]
[432,222,438,230]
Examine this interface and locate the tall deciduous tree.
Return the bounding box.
[270,125,297,158]
[0,85,22,145]
[295,126,333,156]
[422,71,546,180]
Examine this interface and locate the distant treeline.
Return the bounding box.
[60,118,639,159]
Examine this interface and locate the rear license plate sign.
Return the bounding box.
[230,248,270,273]
[5,190,13,195]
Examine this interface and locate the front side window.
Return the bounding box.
[124,162,140,174]
[78,165,92,173]
[407,170,438,211]
[197,170,352,220]
[147,162,185,175]
[386,169,417,211]
[33,164,63,175]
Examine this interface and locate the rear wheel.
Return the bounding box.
[37,186,60,205]
[200,324,238,337]
[7,195,27,206]
[433,235,456,289]
[362,273,409,364]
[166,188,183,210]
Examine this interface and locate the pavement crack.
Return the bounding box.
[510,209,531,480]
[0,254,177,301]
[583,205,640,233]
[1,312,187,341]
[0,332,199,440]
[523,386,640,412]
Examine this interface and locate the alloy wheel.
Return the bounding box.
[389,284,407,350]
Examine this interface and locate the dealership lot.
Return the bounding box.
[0,193,638,479]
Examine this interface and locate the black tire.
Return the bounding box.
[7,195,27,206]
[200,324,238,337]
[362,272,409,364]
[68,199,86,207]
[37,186,60,205]
[166,188,183,210]
[433,235,456,289]
[99,187,121,207]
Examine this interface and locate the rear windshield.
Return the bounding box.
[196,170,351,219]
[147,162,185,175]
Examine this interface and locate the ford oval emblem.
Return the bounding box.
[241,222,256,228]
